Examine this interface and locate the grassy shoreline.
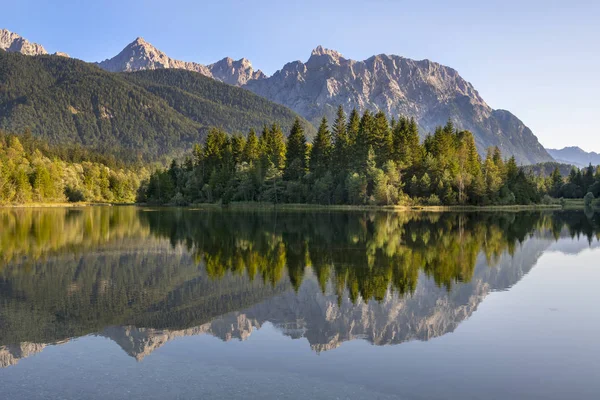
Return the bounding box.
[2,200,596,212]
[0,202,115,208]
[138,202,566,212]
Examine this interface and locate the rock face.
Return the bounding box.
[208,57,266,86]
[245,46,552,165]
[96,37,265,86]
[0,29,48,56]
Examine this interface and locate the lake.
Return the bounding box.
[0,207,598,399]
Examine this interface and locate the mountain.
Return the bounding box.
[546,147,600,168]
[245,46,552,165]
[522,162,576,178]
[96,37,552,164]
[0,29,47,56]
[0,50,313,161]
[0,28,68,57]
[122,69,312,138]
[97,37,265,86]
[0,29,555,164]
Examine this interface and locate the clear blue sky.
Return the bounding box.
[2,0,599,151]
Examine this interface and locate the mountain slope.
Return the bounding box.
[245,46,553,165]
[123,69,315,138]
[97,37,265,86]
[0,50,312,160]
[546,147,600,168]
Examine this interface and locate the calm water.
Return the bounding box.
[0,207,599,399]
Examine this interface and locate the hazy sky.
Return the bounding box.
[2,0,599,151]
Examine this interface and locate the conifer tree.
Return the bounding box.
[354,111,374,170]
[346,109,360,146]
[242,129,260,164]
[231,134,246,166]
[263,123,286,171]
[284,118,307,181]
[372,111,393,165]
[310,117,333,177]
[332,106,349,173]
[550,167,563,197]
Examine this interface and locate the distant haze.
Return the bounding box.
[1,0,598,151]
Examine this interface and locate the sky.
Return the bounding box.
[2,0,599,151]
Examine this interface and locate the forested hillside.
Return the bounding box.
[123,69,315,139]
[0,50,312,161]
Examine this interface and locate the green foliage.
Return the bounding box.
[0,51,313,162]
[283,118,308,181]
[0,131,143,204]
[309,117,333,178]
[140,108,564,206]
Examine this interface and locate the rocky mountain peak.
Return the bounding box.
[311,45,343,59]
[245,49,553,164]
[208,56,266,85]
[96,37,264,86]
[0,28,48,56]
[307,45,345,68]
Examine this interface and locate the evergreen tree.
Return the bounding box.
[262,124,286,171]
[332,106,349,173]
[372,111,393,164]
[353,111,374,171]
[346,109,360,146]
[309,117,333,178]
[242,129,260,164]
[550,167,563,197]
[284,118,307,181]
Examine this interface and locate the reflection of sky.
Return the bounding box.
[1,243,598,399]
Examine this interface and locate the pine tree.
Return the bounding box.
[242,129,260,164]
[284,118,307,181]
[332,106,349,173]
[231,134,246,166]
[505,156,519,183]
[372,111,392,165]
[309,117,333,178]
[346,109,360,146]
[262,124,286,171]
[550,167,563,197]
[353,111,374,170]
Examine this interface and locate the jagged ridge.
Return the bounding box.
[96,37,265,86]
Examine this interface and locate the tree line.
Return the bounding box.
[0,131,146,204]
[140,107,585,206]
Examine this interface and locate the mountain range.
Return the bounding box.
[0,38,313,160]
[0,28,558,164]
[546,147,600,168]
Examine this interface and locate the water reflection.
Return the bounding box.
[0,207,598,367]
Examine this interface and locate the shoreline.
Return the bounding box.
[1,201,594,212]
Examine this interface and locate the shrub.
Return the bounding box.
[426,194,441,206]
[541,195,554,205]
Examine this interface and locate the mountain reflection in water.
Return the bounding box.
[0,207,598,367]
